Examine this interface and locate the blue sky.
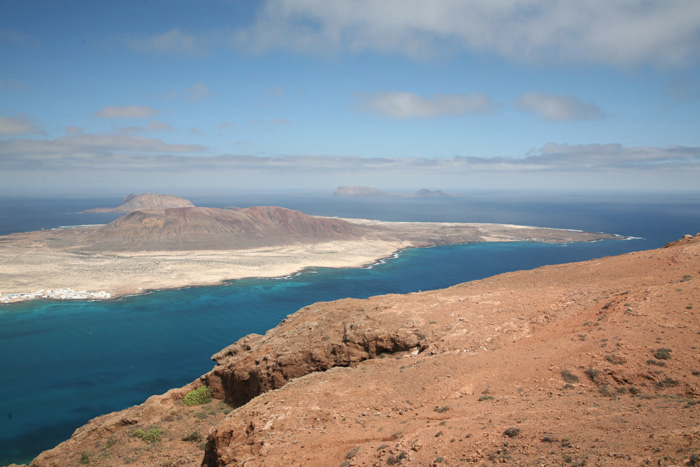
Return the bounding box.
[1,0,699,195]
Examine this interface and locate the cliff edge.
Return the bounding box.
[27,234,700,466]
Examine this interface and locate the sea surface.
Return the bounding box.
[0,191,698,465]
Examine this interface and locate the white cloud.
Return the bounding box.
[2,135,697,173]
[233,0,700,67]
[2,139,698,192]
[93,105,159,118]
[0,133,205,169]
[516,92,604,121]
[0,114,44,136]
[127,29,206,56]
[362,91,497,119]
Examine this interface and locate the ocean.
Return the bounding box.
[0,191,698,465]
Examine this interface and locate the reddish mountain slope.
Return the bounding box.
[82,206,366,251]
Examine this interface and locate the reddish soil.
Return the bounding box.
[24,234,700,467]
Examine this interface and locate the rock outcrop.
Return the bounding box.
[26,234,700,466]
[82,193,195,213]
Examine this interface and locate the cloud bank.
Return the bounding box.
[1,130,697,193]
[1,130,697,173]
[232,0,700,67]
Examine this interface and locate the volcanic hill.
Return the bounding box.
[82,193,195,213]
[80,206,365,251]
[26,233,700,467]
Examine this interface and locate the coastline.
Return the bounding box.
[0,239,411,305]
[0,217,621,305]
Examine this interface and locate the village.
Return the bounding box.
[0,288,112,304]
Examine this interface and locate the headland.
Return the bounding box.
[0,198,620,304]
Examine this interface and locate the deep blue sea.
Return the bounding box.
[0,191,698,465]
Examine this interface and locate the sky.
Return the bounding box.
[1,0,700,196]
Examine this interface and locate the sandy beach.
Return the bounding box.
[0,217,618,303]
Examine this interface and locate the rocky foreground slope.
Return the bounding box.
[25,234,700,467]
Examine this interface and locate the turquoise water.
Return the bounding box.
[1,192,699,464]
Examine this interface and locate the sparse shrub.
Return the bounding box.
[80,452,91,465]
[629,387,641,395]
[653,348,672,360]
[182,431,202,442]
[656,378,680,389]
[387,451,407,465]
[503,427,520,438]
[604,354,626,365]
[184,385,212,406]
[647,359,666,367]
[434,405,450,413]
[478,395,494,401]
[133,427,164,443]
[346,447,359,459]
[584,368,600,382]
[561,370,579,383]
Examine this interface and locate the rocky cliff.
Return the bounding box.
[27,234,700,467]
[82,193,195,213]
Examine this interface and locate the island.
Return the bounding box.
[0,198,620,303]
[334,186,454,197]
